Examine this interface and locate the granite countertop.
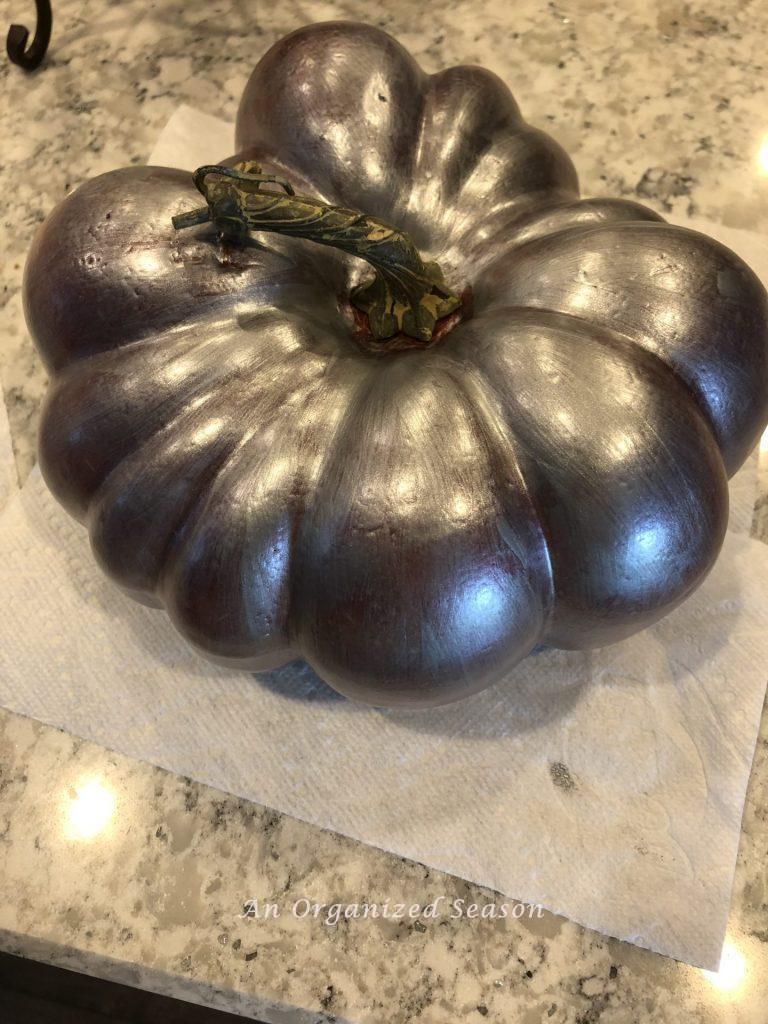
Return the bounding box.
[1,0,768,1021]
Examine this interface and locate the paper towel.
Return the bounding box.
[1,106,767,970]
[0,395,15,517]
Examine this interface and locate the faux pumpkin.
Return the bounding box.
[24,22,768,707]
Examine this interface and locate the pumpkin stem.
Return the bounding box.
[172,163,461,344]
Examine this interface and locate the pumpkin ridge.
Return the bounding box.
[499,197,666,252]
[476,221,768,474]
[285,356,382,653]
[447,305,729,646]
[438,354,556,641]
[474,302,729,475]
[161,346,373,668]
[235,21,427,221]
[540,306,729,474]
[40,318,312,520]
[291,356,549,704]
[410,64,522,213]
[85,356,301,597]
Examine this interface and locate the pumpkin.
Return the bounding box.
[24,22,768,707]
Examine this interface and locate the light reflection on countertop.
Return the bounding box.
[758,138,768,178]
[63,778,117,842]
[703,938,748,995]
[1,0,768,1021]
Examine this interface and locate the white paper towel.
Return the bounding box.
[0,395,15,517]
[1,106,767,970]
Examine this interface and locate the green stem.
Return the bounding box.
[172,163,461,343]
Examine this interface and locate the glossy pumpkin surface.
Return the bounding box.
[24,22,768,706]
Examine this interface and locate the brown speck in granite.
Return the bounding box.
[549,762,577,792]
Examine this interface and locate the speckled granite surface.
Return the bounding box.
[1,0,768,1020]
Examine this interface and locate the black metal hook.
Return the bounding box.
[6,0,53,71]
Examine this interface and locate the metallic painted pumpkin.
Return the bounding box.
[24,22,768,707]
